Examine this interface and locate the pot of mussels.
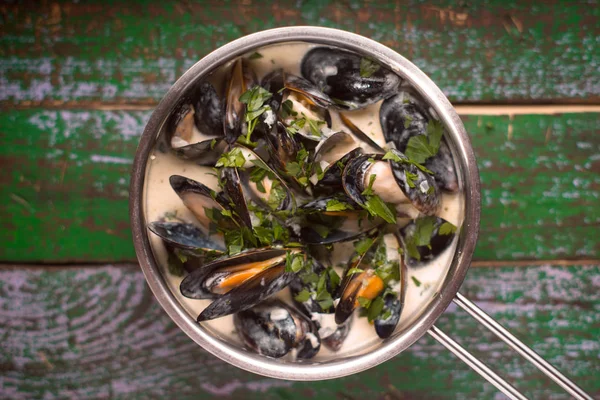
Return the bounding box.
[131,26,479,380]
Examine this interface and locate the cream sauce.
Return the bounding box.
[143,41,465,361]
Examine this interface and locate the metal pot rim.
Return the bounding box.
[129,26,481,381]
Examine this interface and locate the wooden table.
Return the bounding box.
[1,1,598,399]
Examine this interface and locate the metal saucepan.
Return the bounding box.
[129,27,591,399]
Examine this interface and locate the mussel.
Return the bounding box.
[167,82,226,165]
[380,91,458,192]
[148,221,225,253]
[400,216,457,267]
[301,47,402,110]
[336,234,406,339]
[224,59,257,144]
[234,299,321,359]
[342,152,440,216]
[180,248,298,320]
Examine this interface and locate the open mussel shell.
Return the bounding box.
[400,216,457,267]
[313,147,363,197]
[170,175,237,230]
[193,81,224,138]
[289,257,337,314]
[180,247,291,300]
[284,73,335,109]
[236,145,296,212]
[221,167,253,228]
[374,251,408,339]
[311,131,362,196]
[261,69,285,112]
[224,58,257,144]
[387,149,440,215]
[264,121,300,169]
[173,138,227,166]
[234,299,321,359]
[380,91,458,192]
[342,153,384,205]
[335,236,382,324]
[148,221,225,253]
[316,313,352,351]
[299,198,381,245]
[301,47,402,110]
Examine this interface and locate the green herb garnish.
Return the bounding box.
[248,52,263,60]
[357,296,372,309]
[367,296,385,322]
[363,195,396,224]
[280,99,297,119]
[354,237,375,255]
[325,198,353,212]
[411,276,422,287]
[359,57,380,78]
[216,147,246,168]
[347,267,364,275]
[404,120,444,164]
[361,174,377,196]
[294,289,311,302]
[239,86,272,141]
[438,221,457,235]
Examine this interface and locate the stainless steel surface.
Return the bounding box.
[453,292,594,400]
[130,26,482,380]
[428,325,528,400]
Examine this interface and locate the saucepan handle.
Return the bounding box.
[427,292,592,400]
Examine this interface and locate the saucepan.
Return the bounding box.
[129,27,591,400]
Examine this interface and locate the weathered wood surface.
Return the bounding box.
[0,263,597,399]
[2,110,598,263]
[1,1,599,106]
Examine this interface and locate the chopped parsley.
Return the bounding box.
[167,250,185,277]
[216,147,246,168]
[285,251,305,273]
[280,99,297,119]
[294,289,311,302]
[248,52,263,60]
[382,150,433,174]
[411,276,422,287]
[354,237,375,255]
[359,57,380,78]
[363,195,396,224]
[239,86,272,140]
[367,296,385,322]
[361,174,377,196]
[404,120,444,164]
[438,221,458,235]
[404,170,418,188]
[325,198,353,212]
[347,267,364,275]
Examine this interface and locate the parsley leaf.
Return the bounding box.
[361,174,377,196]
[347,267,364,275]
[216,147,246,168]
[357,296,372,309]
[382,150,433,174]
[285,252,304,273]
[239,86,272,140]
[405,120,444,163]
[167,251,185,277]
[280,99,297,119]
[363,195,396,224]
[411,276,422,287]
[367,296,385,322]
[325,198,353,212]
[248,52,263,60]
[354,237,375,255]
[359,57,380,78]
[404,170,418,188]
[412,216,436,246]
[438,221,457,236]
[294,289,311,302]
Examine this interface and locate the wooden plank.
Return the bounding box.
[1,110,599,263]
[0,263,597,399]
[1,1,598,106]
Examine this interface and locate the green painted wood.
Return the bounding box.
[0,264,597,399]
[1,1,598,106]
[1,110,598,263]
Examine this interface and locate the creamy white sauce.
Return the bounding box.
[143,41,465,362]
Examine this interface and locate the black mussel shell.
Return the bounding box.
[148,221,225,253]
[400,216,457,267]
[234,299,320,359]
[198,263,295,321]
[301,47,402,110]
[224,59,257,144]
[284,73,335,109]
[320,313,352,351]
[380,92,458,192]
[261,68,285,112]
[342,153,383,205]
[193,81,223,138]
[169,175,236,230]
[173,138,227,166]
[313,147,363,197]
[387,149,440,215]
[264,121,300,169]
[180,248,290,300]
[374,253,407,339]
[299,205,381,245]
[221,167,253,228]
[289,258,338,314]
[335,236,380,324]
